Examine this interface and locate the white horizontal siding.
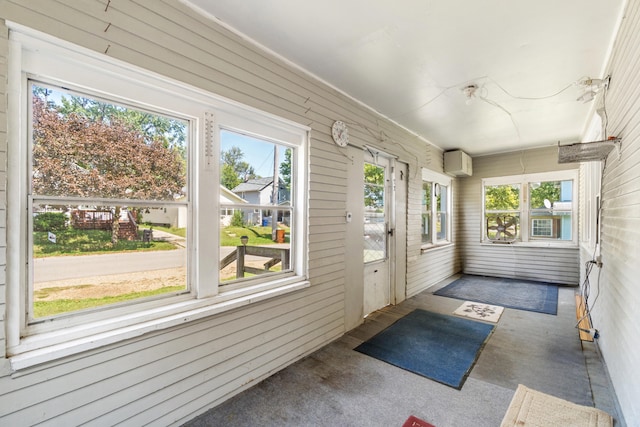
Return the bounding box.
[0,1,456,425]
[583,1,640,422]
[1,284,344,425]
[458,146,580,285]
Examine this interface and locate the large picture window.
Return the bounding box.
[7,28,308,368]
[482,171,577,244]
[29,83,190,321]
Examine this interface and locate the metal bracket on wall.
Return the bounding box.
[557,138,621,163]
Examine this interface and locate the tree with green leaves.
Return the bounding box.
[57,94,187,157]
[364,163,385,210]
[484,184,520,210]
[32,88,187,244]
[220,146,257,189]
[280,148,292,191]
[530,181,561,209]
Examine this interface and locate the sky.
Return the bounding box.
[220,130,283,178]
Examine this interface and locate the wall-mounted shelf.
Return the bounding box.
[557,138,621,163]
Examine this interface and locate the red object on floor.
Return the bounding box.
[402,415,435,427]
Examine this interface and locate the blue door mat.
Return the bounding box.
[355,309,494,389]
[434,274,559,315]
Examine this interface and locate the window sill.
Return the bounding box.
[421,242,454,254]
[480,241,579,249]
[9,278,310,372]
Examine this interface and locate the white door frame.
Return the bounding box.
[344,146,407,329]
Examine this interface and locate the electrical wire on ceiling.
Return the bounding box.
[387,74,586,150]
[390,74,586,119]
[488,77,577,100]
[476,86,522,143]
[388,75,489,119]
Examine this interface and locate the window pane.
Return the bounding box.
[529,180,573,241]
[31,84,187,201]
[32,203,188,319]
[219,130,293,283]
[484,183,520,241]
[364,163,386,262]
[421,182,432,243]
[30,83,189,319]
[437,184,448,241]
[532,218,553,237]
[485,184,520,211]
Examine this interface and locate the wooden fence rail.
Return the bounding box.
[220,245,290,278]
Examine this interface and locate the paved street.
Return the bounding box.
[33,242,291,283]
[33,249,187,283]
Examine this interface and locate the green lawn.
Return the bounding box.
[33,229,176,258]
[220,225,289,246]
[34,285,185,318]
[33,225,288,258]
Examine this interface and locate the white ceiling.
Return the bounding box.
[183,0,625,156]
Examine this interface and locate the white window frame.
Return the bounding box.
[421,168,452,249]
[482,170,578,246]
[6,24,309,369]
[531,218,554,237]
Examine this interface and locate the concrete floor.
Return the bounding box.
[184,275,624,427]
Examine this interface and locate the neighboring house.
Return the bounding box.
[219,185,249,226]
[143,186,248,227]
[142,201,188,229]
[232,177,290,225]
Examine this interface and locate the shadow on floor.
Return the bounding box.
[183,278,623,427]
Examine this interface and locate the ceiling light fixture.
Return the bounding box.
[462,84,479,105]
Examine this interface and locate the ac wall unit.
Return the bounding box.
[444,150,472,176]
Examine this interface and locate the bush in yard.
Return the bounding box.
[34,212,67,232]
[230,210,245,227]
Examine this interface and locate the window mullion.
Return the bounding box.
[431,184,437,244]
[522,182,529,242]
[196,115,219,298]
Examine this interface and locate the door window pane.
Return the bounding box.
[364,163,386,263]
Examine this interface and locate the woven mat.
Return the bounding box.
[501,384,612,427]
[453,301,504,323]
